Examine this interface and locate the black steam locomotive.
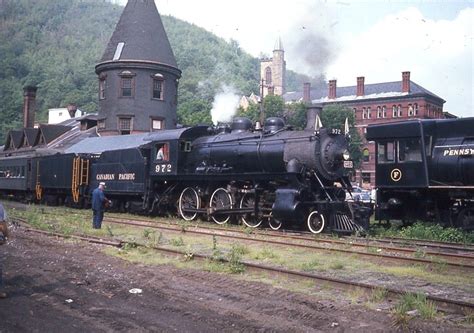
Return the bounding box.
[366,117,474,230]
[0,115,371,234]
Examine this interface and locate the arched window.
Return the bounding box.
[408,104,413,117]
[362,107,366,119]
[265,67,272,85]
[382,106,387,118]
[152,73,164,100]
[367,107,371,119]
[414,103,418,116]
[397,104,402,117]
[377,106,381,118]
[392,105,397,118]
[363,148,370,162]
[119,71,135,98]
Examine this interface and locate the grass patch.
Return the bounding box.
[329,261,345,270]
[371,222,474,244]
[369,287,388,303]
[301,259,320,272]
[393,292,437,320]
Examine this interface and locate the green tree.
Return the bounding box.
[263,95,285,118]
[321,104,363,166]
[284,102,307,129]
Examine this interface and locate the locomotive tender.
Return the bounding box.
[366,117,474,230]
[0,114,371,234]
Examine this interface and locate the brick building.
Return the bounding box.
[284,71,446,188]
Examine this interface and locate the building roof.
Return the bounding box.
[284,80,445,104]
[98,0,177,68]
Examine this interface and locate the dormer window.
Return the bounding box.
[152,73,164,100]
[119,71,135,98]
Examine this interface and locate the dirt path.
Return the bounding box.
[0,228,469,332]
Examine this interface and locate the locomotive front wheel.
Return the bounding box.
[178,187,200,221]
[268,213,282,230]
[240,193,264,228]
[307,211,325,234]
[210,188,233,224]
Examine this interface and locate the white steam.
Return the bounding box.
[210,85,240,125]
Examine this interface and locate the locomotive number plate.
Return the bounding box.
[343,161,353,168]
[155,164,172,173]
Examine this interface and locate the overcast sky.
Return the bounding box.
[116,0,473,118]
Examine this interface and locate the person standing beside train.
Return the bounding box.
[0,202,9,298]
[92,182,109,229]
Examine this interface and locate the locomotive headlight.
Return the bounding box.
[343,150,350,160]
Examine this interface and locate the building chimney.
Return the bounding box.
[67,104,78,118]
[303,82,311,102]
[23,86,37,128]
[402,71,410,93]
[357,76,365,96]
[328,80,337,99]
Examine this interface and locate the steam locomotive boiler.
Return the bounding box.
[366,117,474,230]
[152,115,370,233]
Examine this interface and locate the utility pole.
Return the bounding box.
[259,78,265,125]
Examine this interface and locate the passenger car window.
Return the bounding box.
[398,139,422,162]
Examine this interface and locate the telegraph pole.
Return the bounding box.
[260,78,265,125]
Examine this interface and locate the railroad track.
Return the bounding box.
[104,212,474,254]
[102,216,474,270]
[15,220,474,315]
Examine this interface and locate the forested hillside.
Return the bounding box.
[0,0,318,141]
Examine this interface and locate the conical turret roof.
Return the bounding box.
[99,0,177,68]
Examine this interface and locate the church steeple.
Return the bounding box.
[95,0,181,135]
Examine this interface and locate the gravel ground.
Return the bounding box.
[0,227,472,332]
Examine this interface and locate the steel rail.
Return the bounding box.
[104,217,474,269]
[18,223,474,315]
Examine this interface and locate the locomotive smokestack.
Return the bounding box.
[305,105,322,131]
[23,85,37,128]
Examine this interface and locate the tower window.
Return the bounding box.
[118,117,132,135]
[121,78,133,97]
[152,78,164,100]
[99,78,106,100]
[265,67,272,85]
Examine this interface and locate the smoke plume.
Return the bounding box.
[210,85,240,125]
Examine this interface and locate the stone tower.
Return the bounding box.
[260,37,286,98]
[95,0,181,135]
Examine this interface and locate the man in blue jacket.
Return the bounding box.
[92,182,108,229]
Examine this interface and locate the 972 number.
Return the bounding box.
[331,128,342,135]
[155,164,172,173]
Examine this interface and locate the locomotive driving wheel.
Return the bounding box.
[456,207,474,231]
[307,211,326,234]
[210,188,233,224]
[240,192,264,228]
[178,187,200,221]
